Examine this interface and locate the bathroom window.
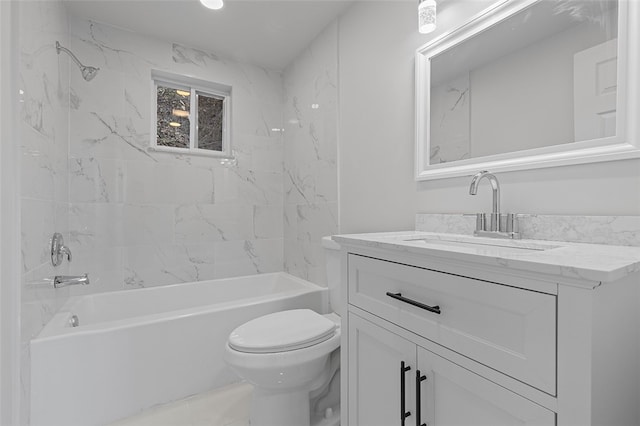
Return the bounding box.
[151,71,232,157]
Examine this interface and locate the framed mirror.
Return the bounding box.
[415,0,639,181]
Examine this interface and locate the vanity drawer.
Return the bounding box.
[347,254,557,395]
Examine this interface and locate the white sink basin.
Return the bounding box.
[403,236,560,252]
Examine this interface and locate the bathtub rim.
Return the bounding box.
[33,272,328,342]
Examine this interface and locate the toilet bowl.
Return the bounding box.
[224,236,342,426]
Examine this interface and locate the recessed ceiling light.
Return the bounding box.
[200,0,224,10]
[176,90,190,97]
[169,122,181,127]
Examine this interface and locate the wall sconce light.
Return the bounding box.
[418,0,437,34]
[200,0,224,10]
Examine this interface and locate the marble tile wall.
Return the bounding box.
[66,19,285,294]
[283,22,339,285]
[19,1,71,422]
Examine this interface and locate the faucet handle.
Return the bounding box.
[497,213,517,233]
[475,213,487,232]
[60,244,72,262]
[51,233,71,266]
[505,213,519,234]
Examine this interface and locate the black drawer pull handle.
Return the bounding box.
[416,370,427,426]
[386,292,441,315]
[400,361,412,425]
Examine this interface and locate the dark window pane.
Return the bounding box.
[156,85,190,148]
[197,93,224,151]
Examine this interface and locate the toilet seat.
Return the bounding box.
[228,309,337,354]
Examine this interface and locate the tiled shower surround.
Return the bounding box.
[283,22,339,285]
[63,17,338,292]
[19,2,339,421]
[66,19,285,292]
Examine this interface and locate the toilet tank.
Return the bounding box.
[321,236,343,317]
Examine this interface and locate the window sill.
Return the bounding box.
[148,145,235,160]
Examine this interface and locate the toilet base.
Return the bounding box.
[249,387,340,426]
[250,387,311,426]
[311,405,340,426]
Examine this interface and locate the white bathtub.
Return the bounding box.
[30,272,329,426]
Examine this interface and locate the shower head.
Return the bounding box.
[56,41,100,82]
[81,66,99,82]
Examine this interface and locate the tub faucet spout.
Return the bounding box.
[54,274,90,289]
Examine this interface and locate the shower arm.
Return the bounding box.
[55,41,99,82]
[56,41,86,70]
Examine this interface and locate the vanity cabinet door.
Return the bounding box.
[348,312,416,426]
[416,347,555,426]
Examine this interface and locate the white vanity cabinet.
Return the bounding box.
[348,313,554,426]
[347,312,416,426]
[416,344,554,426]
[338,236,640,426]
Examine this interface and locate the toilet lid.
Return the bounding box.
[228,309,337,354]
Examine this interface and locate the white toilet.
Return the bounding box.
[224,236,342,426]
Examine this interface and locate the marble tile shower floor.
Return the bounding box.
[109,383,252,426]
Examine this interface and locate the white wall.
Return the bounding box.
[339,1,420,233]
[338,0,640,234]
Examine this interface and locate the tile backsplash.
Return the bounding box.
[416,213,640,247]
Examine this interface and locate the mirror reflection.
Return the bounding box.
[429,0,618,164]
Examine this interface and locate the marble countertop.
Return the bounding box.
[333,231,640,283]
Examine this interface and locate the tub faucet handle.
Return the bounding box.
[59,244,72,262]
[51,233,72,266]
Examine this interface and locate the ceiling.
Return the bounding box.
[64,0,354,70]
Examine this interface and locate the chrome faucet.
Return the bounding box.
[469,170,501,231]
[54,274,90,289]
[469,171,520,239]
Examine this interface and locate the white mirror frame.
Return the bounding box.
[415,0,640,181]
